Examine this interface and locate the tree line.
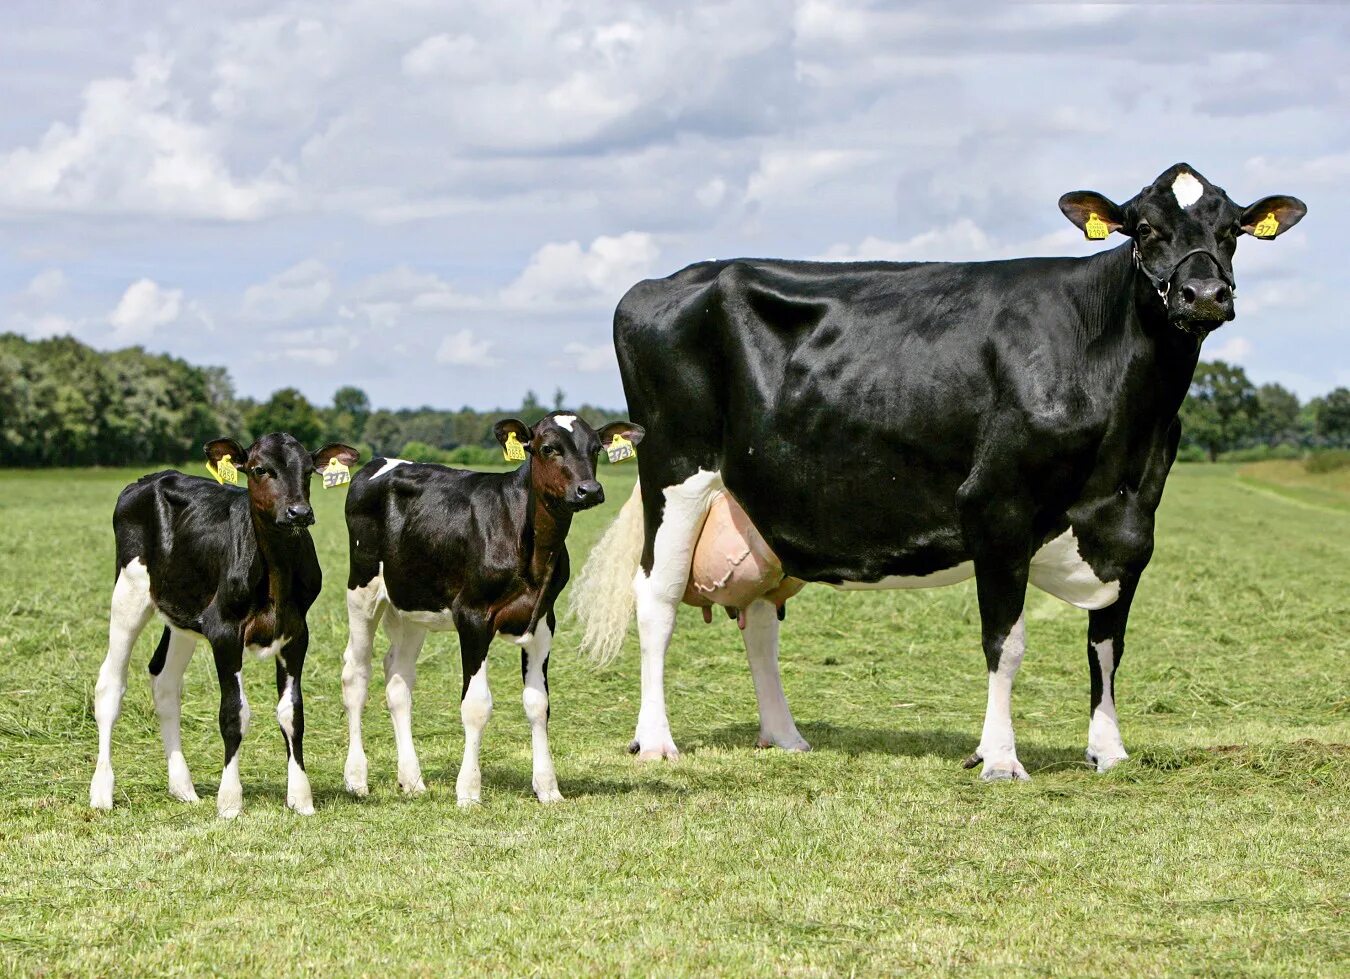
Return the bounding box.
[0,333,629,467]
[2,333,1348,468]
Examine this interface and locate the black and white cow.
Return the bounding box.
[89,434,359,816]
[340,411,642,805]
[572,163,1305,779]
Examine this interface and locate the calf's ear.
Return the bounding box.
[204,437,247,467]
[598,421,645,450]
[1240,195,1307,238]
[493,419,532,451]
[313,443,360,469]
[1059,191,1126,240]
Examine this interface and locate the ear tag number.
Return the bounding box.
[1253,212,1280,238]
[1084,213,1110,240]
[606,433,636,464]
[207,454,239,485]
[503,431,527,462]
[321,458,351,489]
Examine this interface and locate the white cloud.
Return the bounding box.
[109,278,183,343]
[501,232,659,310]
[25,269,67,303]
[820,221,1087,263]
[0,53,293,220]
[561,341,617,373]
[436,328,500,367]
[242,259,333,321]
[6,312,76,339]
[1207,335,1253,363]
[402,33,482,78]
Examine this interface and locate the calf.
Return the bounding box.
[340,411,642,805]
[89,434,359,817]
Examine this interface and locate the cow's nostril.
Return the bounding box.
[1181,285,1197,303]
[1215,286,1230,303]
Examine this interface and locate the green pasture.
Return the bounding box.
[0,463,1346,976]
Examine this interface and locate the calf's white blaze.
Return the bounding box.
[1087,638,1129,771]
[553,414,577,432]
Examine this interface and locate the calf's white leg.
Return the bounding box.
[383,615,428,795]
[151,626,199,803]
[521,623,562,803]
[341,579,383,795]
[90,558,154,810]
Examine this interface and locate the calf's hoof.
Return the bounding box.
[628,736,680,762]
[89,771,114,811]
[1087,748,1129,773]
[344,756,369,797]
[168,781,201,804]
[398,775,427,796]
[533,780,564,804]
[287,798,316,816]
[757,731,811,752]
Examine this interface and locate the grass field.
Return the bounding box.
[0,462,1346,976]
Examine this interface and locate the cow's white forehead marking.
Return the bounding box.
[1171,171,1203,209]
[553,414,577,432]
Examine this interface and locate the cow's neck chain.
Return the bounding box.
[1132,245,1235,304]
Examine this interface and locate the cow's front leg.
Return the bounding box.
[276,634,313,814]
[455,619,493,806]
[1086,576,1139,772]
[520,618,562,803]
[210,639,249,819]
[964,558,1032,782]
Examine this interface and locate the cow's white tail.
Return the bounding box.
[571,481,645,666]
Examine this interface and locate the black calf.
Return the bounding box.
[89,433,359,816]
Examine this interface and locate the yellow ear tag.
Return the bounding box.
[1253,212,1280,239]
[503,431,527,462]
[1084,213,1110,240]
[606,433,636,464]
[206,454,240,486]
[321,457,351,489]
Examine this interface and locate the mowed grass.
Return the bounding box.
[0,463,1346,977]
[1239,459,1350,514]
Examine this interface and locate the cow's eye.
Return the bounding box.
[540,444,557,457]
[1136,221,1153,239]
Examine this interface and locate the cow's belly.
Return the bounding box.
[832,563,974,590]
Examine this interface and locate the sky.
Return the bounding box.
[1,1,1346,411]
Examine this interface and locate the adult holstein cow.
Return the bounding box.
[572,164,1305,780]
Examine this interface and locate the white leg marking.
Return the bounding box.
[742,599,810,751]
[632,469,724,761]
[1087,638,1129,772]
[456,656,492,806]
[384,615,428,795]
[217,671,249,819]
[152,627,199,804]
[521,622,563,803]
[978,615,1030,782]
[341,579,384,796]
[276,675,313,815]
[90,558,154,810]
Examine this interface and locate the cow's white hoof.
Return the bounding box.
[1087,748,1129,773]
[456,794,481,808]
[287,798,316,816]
[89,768,114,810]
[398,775,426,796]
[980,758,1031,782]
[344,777,368,797]
[629,735,680,762]
[757,731,811,752]
[344,753,368,797]
[168,780,200,804]
[533,780,564,804]
[217,786,244,819]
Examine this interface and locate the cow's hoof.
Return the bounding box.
[980,759,1031,782]
[398,776,427,796]
[287,798,315,816]
[757,731,811,752]
[89,775,114,811]
[168,781,200,804]
[217,798,243,820]
[534,783,564,804]
[1087,748,1129,773]
[456,794,481,808]
[631,739,680,762]
[344,755,368,797]
[344,777,369,798]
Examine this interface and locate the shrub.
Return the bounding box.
[1305,448,1350,474]
[1175,445,1208,463]
[446,444,501,466]
[1217,444,1302,463]
[397,440,453,464]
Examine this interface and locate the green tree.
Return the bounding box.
[249,388,324,447]
[363,410,404,455]
[1179,360,1258,461]
[329,385,371,442]
[1315,387,1350,447]
[1253,383,1301,447]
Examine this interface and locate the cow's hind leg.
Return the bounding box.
[341,577,384,796]
[631,469,723,761]
[742,599,809,751]
[961,546,1032,781]
[149,626,199,803]
[1086,577,1138,772]
[384,615,429,795]
[521,618,562,803]
[90,558,155,810]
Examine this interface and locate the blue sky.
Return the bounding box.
[1,1,1345,410]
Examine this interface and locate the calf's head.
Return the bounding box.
[205,434,360,532]
[494,411,644,513]
[1060,163,1305,333]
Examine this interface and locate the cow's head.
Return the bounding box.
[494,411,645,513]
[205,434,360,533]
[1060,163,1305,334]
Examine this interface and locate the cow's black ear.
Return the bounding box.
[493,419,532,452]
[1240,195,1307,239]
[204,437,247,468]
[1059,191,1126,240]
[313,443,360,469]
[598,421,645,450]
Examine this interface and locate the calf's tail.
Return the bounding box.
[570,480,645,666]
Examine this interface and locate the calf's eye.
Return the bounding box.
[1136,222,1152,239]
